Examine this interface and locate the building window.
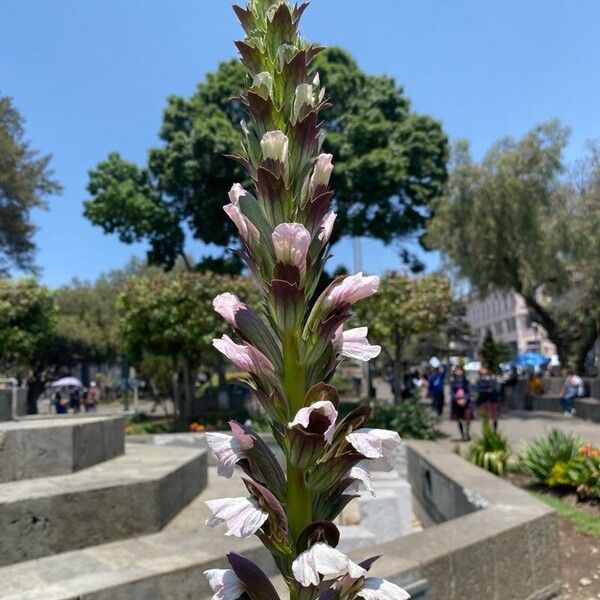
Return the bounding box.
[495,321,504,335]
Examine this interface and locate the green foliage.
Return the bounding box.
[467,418,510,476]
[426,122,598,367]
[84,49,448,271]
[368,401,440,440]
[117,271,255,360]
[530,491,600,537]
[0,277,56,371]
[479,329,512,371]
[0,96,62,273]
[519,429,583,483]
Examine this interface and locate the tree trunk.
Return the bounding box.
[181,355,196,424]
[171,355,180,420]
[393,332,403,404]
[26,375,45,415]
[575,319,599,374]
[522,293,569,366]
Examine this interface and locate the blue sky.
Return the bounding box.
[2,0,600,287]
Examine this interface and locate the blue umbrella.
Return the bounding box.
[513,351,551,367]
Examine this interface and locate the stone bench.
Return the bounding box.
[0,416,125,482]
[0,444,207,566]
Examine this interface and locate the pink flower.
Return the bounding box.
[318,212,337,244]
[341,327,381,362]
[310,153,334,193]
[205,496,268,538]
[212,335,274,376]
[327,272,380,307]
[203,569,245,600]
[206,432,244,478]
[260,130,289,165]
[213,293,246,327]
[292,542,366,587]
[271,223,311,275]
[228,183,246,206]
[357,577,411,599]
[288,400,338,444]
[223,203,259,245]
[346,428,402,471]
[346,465,375,496]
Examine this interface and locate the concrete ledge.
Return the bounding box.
[0,417,125,482]
[0,388,27,421]
[0,444,207,566]
[348,441,562,600]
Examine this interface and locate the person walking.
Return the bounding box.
[560,370,582,416]
[54,391,67,414]
[477,366,500,431]
[428,360,446,417]
[450,366,473,441]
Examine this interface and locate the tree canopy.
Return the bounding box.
[356,272,452,401]
[0,277,56,373]
[84,48,448,272]
[0,96,62,274]
[426,121,598,368]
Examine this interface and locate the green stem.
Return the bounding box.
[282,330,312,540]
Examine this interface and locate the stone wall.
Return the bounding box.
[348,441,562,600]
[0,389,27,421]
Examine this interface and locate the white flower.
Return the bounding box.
[327,272,380,307]
[252,71,273,97]
[357,577,411,599]
[260,130,289,165]
[213,293,247,327]
[310,153,334,192]
[203,569,245,600]
[345,428,402,471]
[292,542,366,587]
[205,432,244,478]
[341,327,381,362]
[288,400,338,444]
[271,223,311,275]
[346,465,375,496]
[228,183,246,206]
[293,83,314,121]
[205,497,268,538]
[318,211,337,244]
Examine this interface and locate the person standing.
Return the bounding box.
[451,366,473,441]
[428,361,446,417]
[54,391,67,414]
[477,366,500,431]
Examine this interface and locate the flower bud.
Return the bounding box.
[223,203,260,246]
[327,272,380,307]
[213,292,246,327]
[203,569,245,600]
[212,335,274,376]
[260,130,289,166]
[310,153,334,194]
[272,222,311,276]
[318,212,337,244]
[252,71,273,99]
[228,183,246,206]
[293,83,314,123]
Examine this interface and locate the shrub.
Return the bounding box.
[468,418,510,476]
[369,400,440,440]
[519,429,584,484]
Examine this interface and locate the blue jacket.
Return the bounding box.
[428,368,446,397]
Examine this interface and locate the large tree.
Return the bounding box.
[117,271,256,421]
[84,48,447,272]
[0,96,62,274]
[426,121,598,369]
[355,272,452,402]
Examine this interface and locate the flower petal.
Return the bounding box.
[346,428,402,471]
[292,542,366,587]
[347,465,375,496]
[205,497,268,538]
[289,400,338,444]
[203,568,245,600]
[341,327,381,361]
[357,577,411,599]
[206,432,244,478]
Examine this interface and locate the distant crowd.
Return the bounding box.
[53,383,98,414]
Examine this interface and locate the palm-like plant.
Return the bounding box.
[467,418,510,476]
[520,429,584,484]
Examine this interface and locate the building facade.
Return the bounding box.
[464,289,556,358]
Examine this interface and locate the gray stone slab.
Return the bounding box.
[0,444,207,566]
[0,417,125,482]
